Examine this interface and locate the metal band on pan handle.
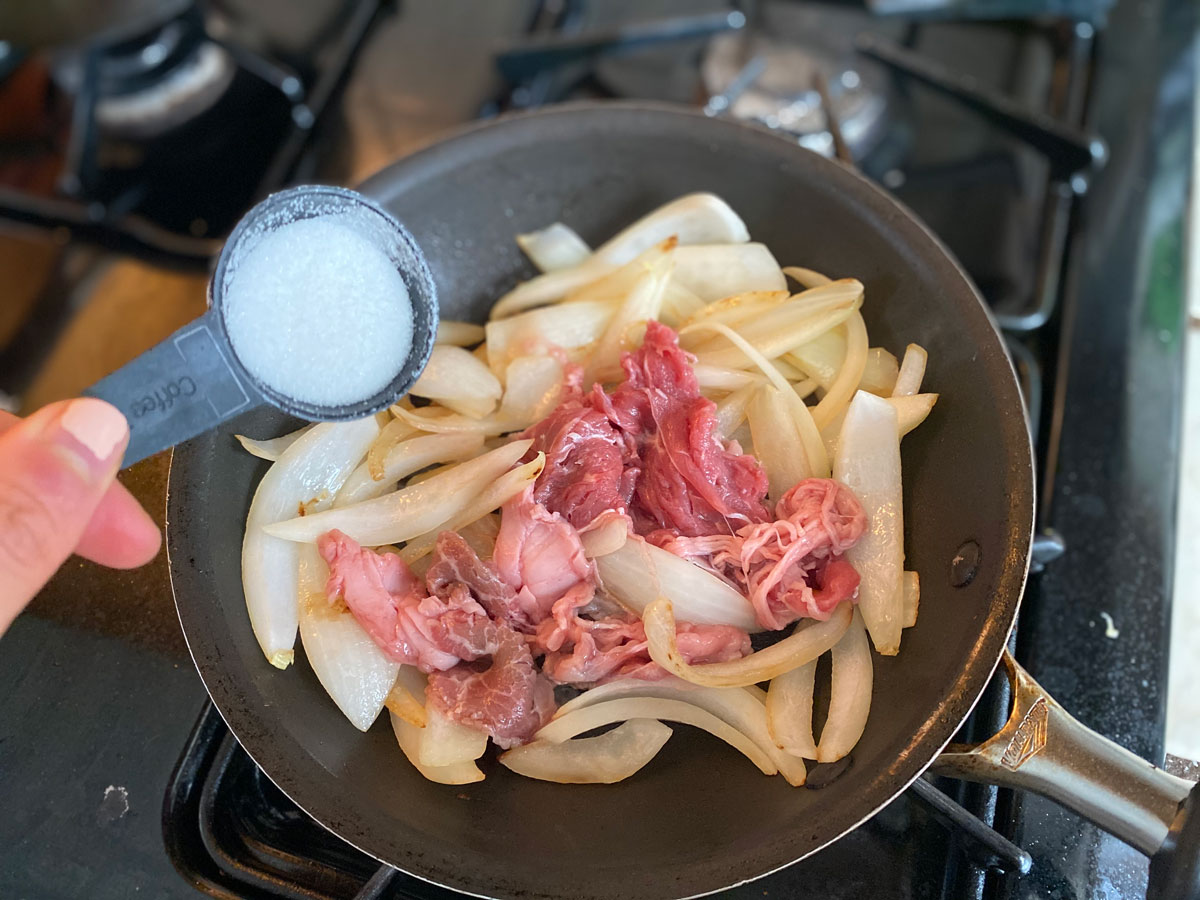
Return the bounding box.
[931,650,1195,862]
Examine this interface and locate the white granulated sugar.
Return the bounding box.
[223,216,413,407]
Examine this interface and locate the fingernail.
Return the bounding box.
[54,399,129,474]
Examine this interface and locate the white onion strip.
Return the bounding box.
[390,712,483,785]
[537,697,776,776]
[297,544,399,731]
[337,432,485,506]
[435,320,486,346]
[766,659,818,758]
[552,679,806,786]
[903,571,920,628]
[596,537,760,632]
[500,719,672,784]
[782,266,833,289]
[816,607,873,762]
[892,343,929,397]
[399,453,545,563]
[516,222,592,272]
[235,425,313,462]
[692,280,863,369]
[834,392,904,655]
[410,345,503,419]
[491,193,749,318]
[684,321,830,479]
[263,440,532,545]
[811,312,868,430]
[242,419,379,668]
[643,598,852,687]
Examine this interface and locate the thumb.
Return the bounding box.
[0,398,129,633]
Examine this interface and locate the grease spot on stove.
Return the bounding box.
[98,784,129,825]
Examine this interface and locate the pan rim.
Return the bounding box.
[168,99,1036,900]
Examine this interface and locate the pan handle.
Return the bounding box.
[930,649,1194,857]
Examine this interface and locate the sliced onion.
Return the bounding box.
[435,320,486,346]
[392,355,567,438]
[670,244,786,303]
[578,511,630,558]
[861,347,900,396]
[297,544,399,731]
[693,364,762,392]
[903,570,920,629]
[643,597,852,687]
[367,417,418,479]
[782,265,833,289]
[263,440,532,545]
[686,322,830,480]
[658,280,707,328]
[243,419,380,668]
[715,383,758,440]
[486,300,613,375]
[419,704,489,768]
[834,391,904,655]
[410,345,503,419]
[385,677,427,728]
[770,356,807,382]
[748,384,814,501]
[785,330,844,389]
[499,355,566,424]
[811,312,868,430]
[595,537,760,632]
[766,659,817,758]
[390,711,483,785]
[693,281,863,369]
[235,424,313,462]
[891,393,938,437]
[337,432,485,506]
[399,453,545,563]
[583,240,674,385]
[681,289,790,332]
[536,697,776,776]
[500,719,672,784]
[553,678,806,785]
[793,378,818,400]
[816,608,873,762]
[516,222,591,272]
[490,193,749,318]
[892,343,929,397]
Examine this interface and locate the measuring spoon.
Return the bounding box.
[84,185,438,466]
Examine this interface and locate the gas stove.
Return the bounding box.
[0,0,1193,898]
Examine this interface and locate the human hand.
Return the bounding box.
[0,399,161,636]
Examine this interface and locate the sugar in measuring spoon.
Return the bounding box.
[84,185,438,465]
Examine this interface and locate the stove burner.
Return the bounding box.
[52,5,235,138]
[701,31,890,159]
[0,0,392,266]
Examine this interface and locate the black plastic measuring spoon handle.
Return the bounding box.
[83,309,263,467]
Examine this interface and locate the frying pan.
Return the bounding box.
[166,103,1199,899]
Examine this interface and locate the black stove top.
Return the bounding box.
[0,0,1194,898]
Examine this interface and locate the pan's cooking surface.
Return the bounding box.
[168,103,1033,899]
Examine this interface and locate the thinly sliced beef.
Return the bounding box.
[320,530,492,671]
[653,478,867,630]
[426,531,523,626]
[426,632,556,749]
[492,486,596,626]
[523,321,769,536]
[522,385,639,530]
[610,321,771,536]
[318,529,553,745]
[534,586,750,685]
